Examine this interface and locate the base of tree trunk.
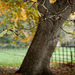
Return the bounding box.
[42,69,54,75]
[15,68,54,75]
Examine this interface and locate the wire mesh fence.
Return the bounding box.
[50,47,75,64]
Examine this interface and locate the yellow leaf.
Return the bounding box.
[68,16,71,18]
[12,41,17,45]
[0,13,2,16]
[2,11,7,15]
[3,18,5,21]
[14,2,16,5]
[22,15,27,20]
[49,0,56,4]
[24,36,30,43]
[73,12,75,15]
[0,21,3,24]
[59,39,64,44]
[14,35,18,40]
[32,0,37,2]
[18,37,22,41]
[31,33,35,37]
[27,45,30,48]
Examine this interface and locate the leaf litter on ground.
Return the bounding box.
[0,62,75,75]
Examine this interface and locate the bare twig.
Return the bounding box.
[60,27,74,35]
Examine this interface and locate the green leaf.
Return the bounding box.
[10,0,17,2]
[37,11,41,17]
[73,31,75,34]
[73,32,75,37]
[4,0,8,2]
[0,30,7,37]
[7,31,12,35]
[27,2,34,9]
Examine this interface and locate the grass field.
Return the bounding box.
[0,48,27,67]
[0,47,75,67]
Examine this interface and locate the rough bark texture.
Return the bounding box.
[16,0,75,75]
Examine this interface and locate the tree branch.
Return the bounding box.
[60,27,74,35]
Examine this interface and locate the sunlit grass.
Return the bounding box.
[0,48,27,67]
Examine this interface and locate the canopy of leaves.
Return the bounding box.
[0,0,75,45]
[0,0,39,45]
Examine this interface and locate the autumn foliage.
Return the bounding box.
[0,0,75,44]
[0,0,39,44]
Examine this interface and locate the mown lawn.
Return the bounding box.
[0,48,27,67]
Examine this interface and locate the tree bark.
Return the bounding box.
[16,0,75,75]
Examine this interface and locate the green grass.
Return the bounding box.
[0,47,75,67]
[0,48,27,67]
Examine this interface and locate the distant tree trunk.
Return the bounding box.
[16,0,75,75]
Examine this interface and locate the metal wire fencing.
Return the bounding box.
[50,47,75,64]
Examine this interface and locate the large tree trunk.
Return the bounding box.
[16,0,75,75]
